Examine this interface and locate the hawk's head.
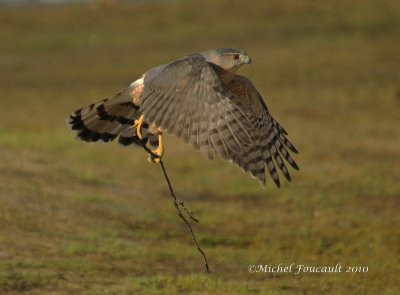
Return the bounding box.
[202,48,252,72]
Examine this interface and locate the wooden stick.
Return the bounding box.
[140,142,210,273]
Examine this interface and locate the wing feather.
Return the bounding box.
[227,75,299,186]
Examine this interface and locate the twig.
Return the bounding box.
[159,161,210,274]
[139,142,210,273]
[178,201,199,223]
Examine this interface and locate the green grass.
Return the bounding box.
[0,0,399,294]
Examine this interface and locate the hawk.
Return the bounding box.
[67,48,299,186]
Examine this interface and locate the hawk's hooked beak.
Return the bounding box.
[244,55,252,65]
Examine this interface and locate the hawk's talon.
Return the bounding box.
[148,130,164,164]
[148,153,161,163]
[131,115,145,139]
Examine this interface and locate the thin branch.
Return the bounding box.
[178,200,199,223]
[159,161,210,274]
[139,142,210,273]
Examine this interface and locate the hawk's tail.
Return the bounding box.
[66,85,158,148]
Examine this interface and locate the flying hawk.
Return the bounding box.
[67,48,299,186]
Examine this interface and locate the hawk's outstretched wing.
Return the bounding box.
[227,75,299,186]
[139,54,254,161]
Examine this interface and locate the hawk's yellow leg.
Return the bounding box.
[132,115,163,163]
[131,115,145,139]
[149,130,164,164]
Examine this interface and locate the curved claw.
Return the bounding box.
[131,115,145,139]
[148,130,164,164]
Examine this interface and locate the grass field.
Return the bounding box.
[0,0,399,294]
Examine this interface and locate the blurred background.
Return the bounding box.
[0,0,399,294]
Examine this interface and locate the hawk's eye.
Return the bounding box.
[233,54,240,60]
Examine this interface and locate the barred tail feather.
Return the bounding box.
[66,84,147,147]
